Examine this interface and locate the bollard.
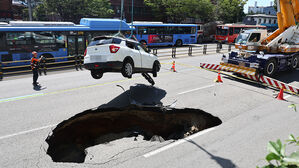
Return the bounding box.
[0,61,2,81]
[172,47,176,58]
[188,46,192,56]
[216,43,220,53]
[228,44,232,52]
[79,55,83,70]
[75,55,79,70]
[153,48,158,55]
[203,45,207,54]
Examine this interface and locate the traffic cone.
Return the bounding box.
[214,72,223,83]
[171,61,176,72]
[276,88,285,100]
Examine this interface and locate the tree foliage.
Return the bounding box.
[216,0,247,23]
[33,0,114,23]
[144,0,215,23]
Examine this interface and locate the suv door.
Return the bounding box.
[136,44,153,69]
[125,41,142,68]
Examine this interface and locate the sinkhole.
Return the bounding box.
[45,84,222,163]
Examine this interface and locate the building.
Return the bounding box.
[0,0,27,22]
[243,14,278,32]
[248,1,276,15]
[110,0,154,22]
[0,0,13,22]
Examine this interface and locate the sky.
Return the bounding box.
[244,0,275,13]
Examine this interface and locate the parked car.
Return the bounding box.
[84,36,160,79]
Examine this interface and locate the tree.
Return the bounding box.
[216,0,247,23]
[33,0,114,23]
[144,0,215,23]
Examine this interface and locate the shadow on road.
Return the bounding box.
[99,83,167,108]
[273,69,299,84]
[33,85,46,91]
[187,140,237,168]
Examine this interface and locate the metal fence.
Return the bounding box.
[151,43,233,58]
[0,43,233,80]
[0,55,84,80]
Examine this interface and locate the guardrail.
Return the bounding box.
[152,43,233,58]
[0,55,83,80]
[0,43,233,80]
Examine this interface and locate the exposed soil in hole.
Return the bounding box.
[45,84,222,163]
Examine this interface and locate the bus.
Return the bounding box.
[215,24,266,43]
[0,18,132,67]
[131,22,198,46]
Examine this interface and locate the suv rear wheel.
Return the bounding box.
[122,60,133,78]
[91,70,103,79]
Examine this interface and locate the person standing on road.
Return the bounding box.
[31,51,43,86]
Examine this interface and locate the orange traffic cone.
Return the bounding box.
[171,61,176,72]
[214,72,223,83]
[276,88,285,100]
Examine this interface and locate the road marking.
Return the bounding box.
[0,124,56,141]
[285,95,292,99]
[0,93,44,103]
[178,84,215,95]
[0,70,178,104]
[143,127,216,158]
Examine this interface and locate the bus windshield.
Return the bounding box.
[216,27,228,36]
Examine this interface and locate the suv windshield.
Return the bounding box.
[88,37,122,46]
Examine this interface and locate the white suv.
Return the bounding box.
[84,36,160,79]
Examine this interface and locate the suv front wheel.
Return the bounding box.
[122,60,133,78]
[91,69,103,79]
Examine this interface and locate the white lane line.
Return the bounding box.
[0,124,56,141]
[143,127,216,158]
[178,84,215,95]
[285,95,292,99]
[0,93,44,103]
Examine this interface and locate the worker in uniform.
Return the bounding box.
[31,51,43,86]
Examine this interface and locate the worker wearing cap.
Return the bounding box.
[31,51,43,86]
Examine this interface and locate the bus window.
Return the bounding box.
[6,32,33,45]
[229,28,234,35]
[182,27,192,34]
[138,27,147,35]
[216,27,228,36]
[234,28,241,34]
[33,32,56,44]
[54,32,67,48]
[0,33,6,51]
[77,36,85,55]
[191,27,196,34]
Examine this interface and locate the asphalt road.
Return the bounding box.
[0,50,298,168]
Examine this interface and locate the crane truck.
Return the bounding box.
[222,0,299,77]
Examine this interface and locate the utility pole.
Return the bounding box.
[28,0,33,21]
[131,0,134,37]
